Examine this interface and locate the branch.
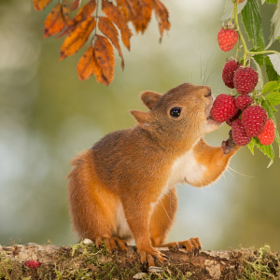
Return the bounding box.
[0,242,279,279]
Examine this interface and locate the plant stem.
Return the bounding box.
[247,50,279,56]
[234,1,248,66]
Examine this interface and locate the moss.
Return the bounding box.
[241,245,280,280]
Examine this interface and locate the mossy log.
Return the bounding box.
[0,241,279,279]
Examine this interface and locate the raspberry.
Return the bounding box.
[234,67,258,94]
[210,94,238,122]
[235,95,253,110]
[217,28,239,52]
[222,59,240,88]
[257,119,275,145]
[24,260,41,268]
[241,105,268,137]
[226,109,241,126]
[232,119,251,146]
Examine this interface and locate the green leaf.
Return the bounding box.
[247,138,256,155]
[252,53,264,68]
[241,0,265,50]
[266,2,280,48]
[221,0,247,21]
[266,91,280,105]
[255,138,275,166]
[268,53,280,76]
[262,81,280,93]
[264,57,280,81]
[266,0,278,4]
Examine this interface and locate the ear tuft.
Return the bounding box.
[141,91,162,110]
[130,110,153,129]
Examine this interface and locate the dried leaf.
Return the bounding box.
[61,0,81,11]
[116,0,134,21]
[98,17,124,69]
[59,17,96,60]
[129,0,153,33]
[43,2,70,38]
[72,0,96,23]
[58,0,96,38]
[33,0,53,11]
[71,0,81,11]
[102,0,132,50]
[94,35,115,85]
[77,45,99,81]
[152,0,170,41]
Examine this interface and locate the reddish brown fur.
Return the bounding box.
[67,83,239,266]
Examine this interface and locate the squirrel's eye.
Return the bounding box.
[169,107,182,118]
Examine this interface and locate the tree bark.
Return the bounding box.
[0,241,279,279]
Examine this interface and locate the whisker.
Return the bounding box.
[227,166,254,178]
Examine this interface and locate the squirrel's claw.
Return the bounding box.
[222,130,238,154]
[139,248,169,267]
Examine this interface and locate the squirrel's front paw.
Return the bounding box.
[138,247,169,267]
[222,130,238,154]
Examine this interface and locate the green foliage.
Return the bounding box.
[241,0,265,50]
[223,0,280,164]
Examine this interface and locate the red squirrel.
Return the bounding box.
[68,83,239,266]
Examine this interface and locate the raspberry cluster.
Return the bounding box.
[210,60,275,146]
[210,95,275,146]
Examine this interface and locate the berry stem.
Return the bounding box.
[247,50,279,56]
[233,1,279,64]
[234,1,248,66]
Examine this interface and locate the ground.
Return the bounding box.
[0,241,280,279]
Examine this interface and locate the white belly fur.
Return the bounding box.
[115,146,206,239]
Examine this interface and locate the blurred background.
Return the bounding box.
[0,0,280,251]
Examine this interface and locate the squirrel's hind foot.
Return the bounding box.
[138,247,169,267]
[95,235,128,252]
[158,237,202,256]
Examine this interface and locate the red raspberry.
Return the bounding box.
[232,119,251,146]
[234,67,258,94]
[217,28,239,52]
[257,119,275,145]
[241,105,268,137]
[210,94,238,122]
[222,59,240,88]
[226,109,241,126]
[235,95,253,110]
[24,260,41,268]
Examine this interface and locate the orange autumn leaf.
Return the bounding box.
[72,0,96,22]
[43,2,69,38]
[129,0,152,34]
[152,0,170,42]
[115,0,133,22]
[93,35,115,85]
[77,45,105,82]
[33,0,53,11]
[61,0,81,11]
[98,17,124,69]
[58,0,96,38]
[59,17,96,60]
[102,0,132,51]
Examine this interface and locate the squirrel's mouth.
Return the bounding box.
[206,101,221,125]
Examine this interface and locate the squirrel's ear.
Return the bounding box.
[141,91,162,110]
[130,110,153,129]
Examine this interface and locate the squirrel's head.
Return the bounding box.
[130,83,221,144]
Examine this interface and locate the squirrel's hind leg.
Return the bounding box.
[150,187,201,255]
[150,187,177,247]
[68,150,128,252]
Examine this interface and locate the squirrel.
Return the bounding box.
[67,83,239,266]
